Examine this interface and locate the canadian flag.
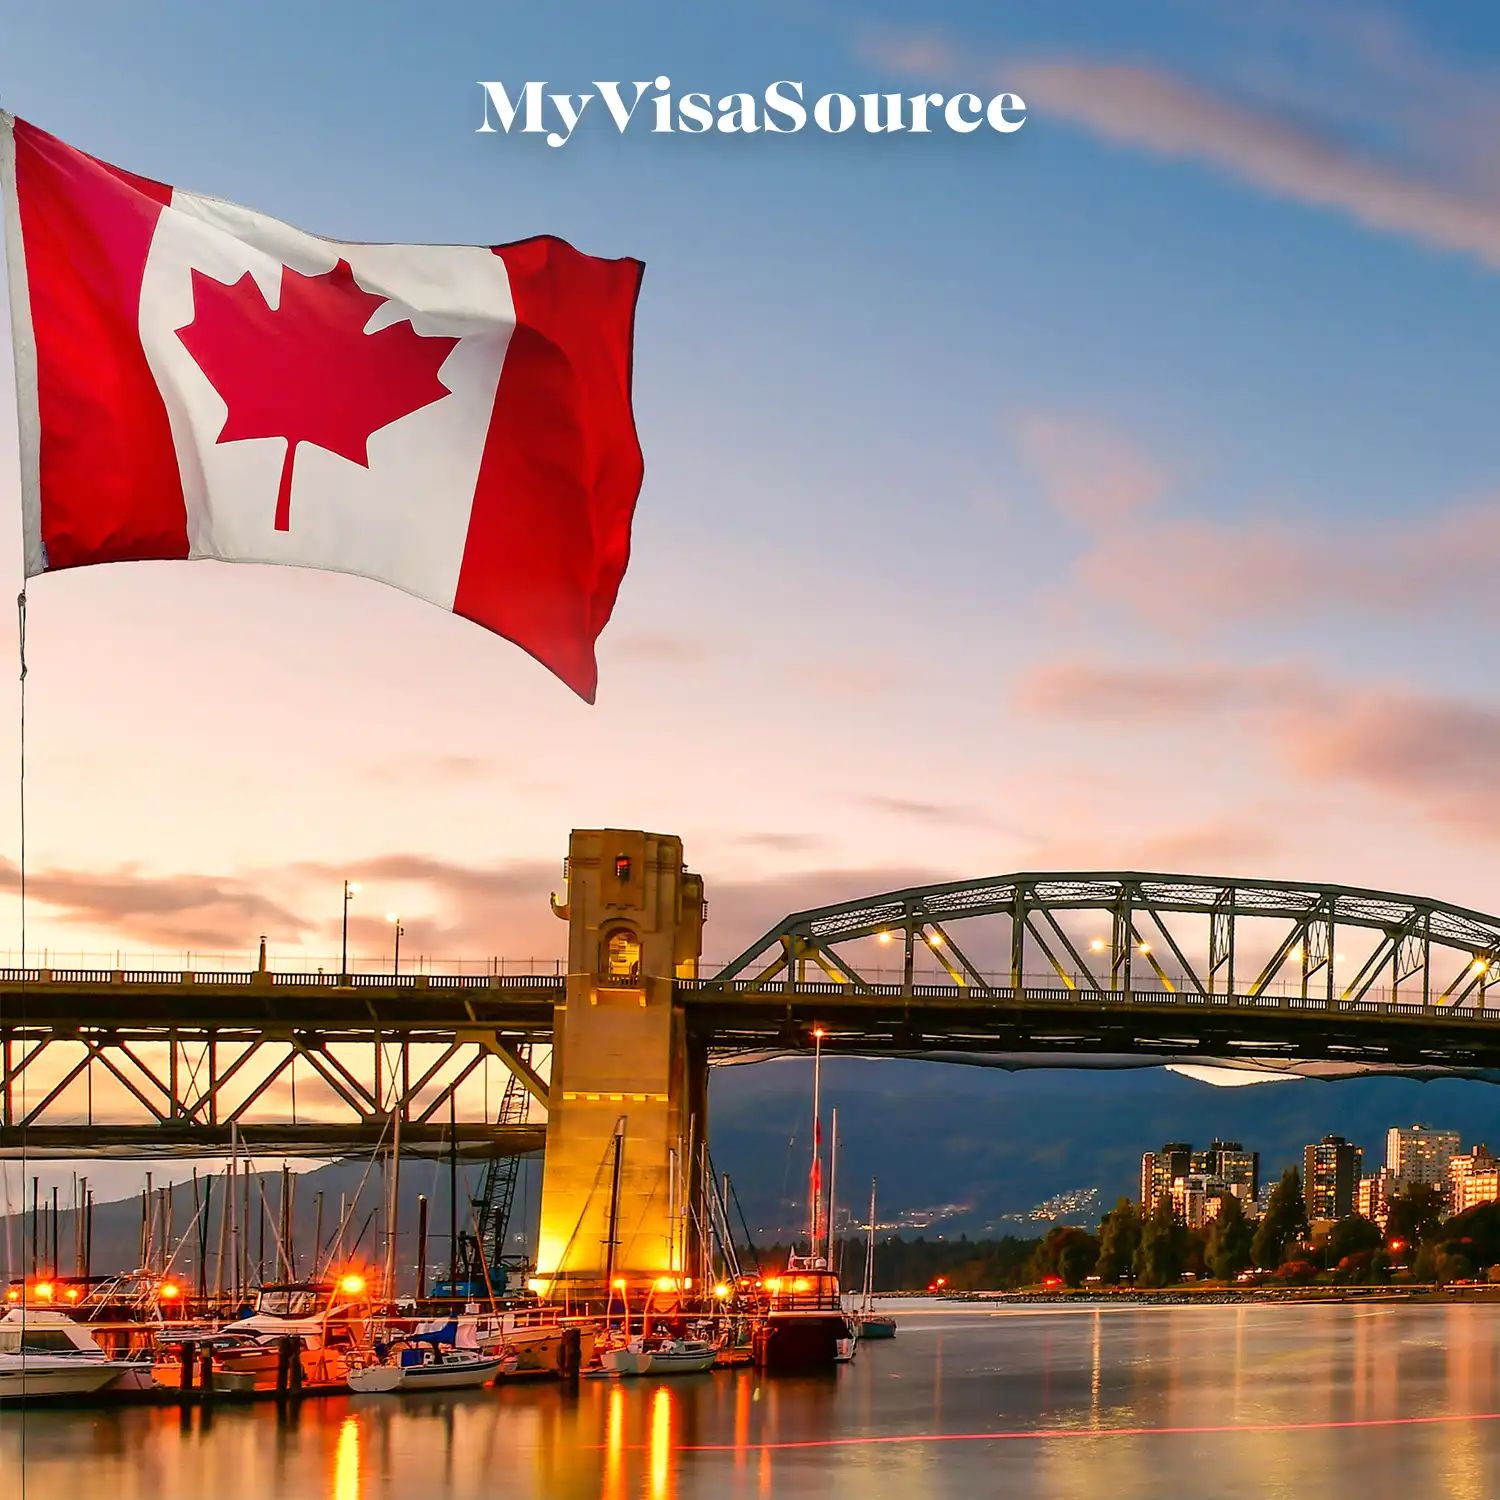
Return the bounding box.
[0,114,644,701]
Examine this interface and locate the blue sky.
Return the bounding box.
[3,0,1500,976]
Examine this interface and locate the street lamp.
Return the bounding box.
[387,913,404,974]
[341,879,361,982]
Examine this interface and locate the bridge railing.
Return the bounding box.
[0,949,567,977]
[678,976,1494,1019]
[0,967,565,989]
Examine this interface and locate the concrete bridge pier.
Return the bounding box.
[532,829,706,1303]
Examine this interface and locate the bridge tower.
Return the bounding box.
[533,829,706,1302]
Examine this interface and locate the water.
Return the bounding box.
[10,1301,1500,1498]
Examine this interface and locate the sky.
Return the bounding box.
[2,0,1500,982]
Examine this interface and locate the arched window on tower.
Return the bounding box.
[604,927,641,982]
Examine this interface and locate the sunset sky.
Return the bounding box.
[3,0,1500,979]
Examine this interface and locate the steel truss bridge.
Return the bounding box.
[7,871,1500,1156]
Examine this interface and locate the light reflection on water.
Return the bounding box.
[10,1303,1500,1498]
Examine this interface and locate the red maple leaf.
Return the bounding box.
[176,258,460,531]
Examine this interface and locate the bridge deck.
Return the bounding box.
[5,970,1498,1155]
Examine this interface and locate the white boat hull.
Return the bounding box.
[348,1365,405,1393]
[600,1346,653,1375]
[641,1350,716,1375]
[602,1340,716,1377]
[0,1359,125,1401]
[399,1355,503,1390]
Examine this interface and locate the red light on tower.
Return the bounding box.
[614,855,632,882]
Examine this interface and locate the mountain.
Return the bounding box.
[707,1058,1500,1235]
[8,1062,1500,1278]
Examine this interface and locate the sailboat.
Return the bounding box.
[853,1179,896,1341]
[751,1029,856,1372]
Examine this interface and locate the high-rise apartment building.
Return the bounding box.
[1304,1135,1362,1222]
[1356,1169,1397,1226]
[1141,1143,1192,1210]
[1194,1140,1259,1203]
[1449,1146,1500,1214]
[1143,1141,1258,1224]
[1386,1125,1460,1189]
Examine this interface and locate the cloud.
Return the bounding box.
[858,796,982,825]
[0,859,308,951]
[605,629,714,664]
[864,27,1500,271]
[363,753,494,784]
[1069,501,1500,628]
[1012,412,1169,529]
[1019,656,1500,839]
[1005,398,1500,632]
[1017,659,1297,720]
[1272,687,1500,831]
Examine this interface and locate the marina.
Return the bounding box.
[10,1301,1500,1499]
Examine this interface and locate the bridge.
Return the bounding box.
[5,830,1500,1293]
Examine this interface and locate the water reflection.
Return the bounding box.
[333,1415,361,1500]
[650,1386,673,1500]
[9,1305,1500,1498]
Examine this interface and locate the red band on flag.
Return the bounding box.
[12,118,188,569]
[457,237,645,703]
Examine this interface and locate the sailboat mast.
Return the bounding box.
[826,1107,839,1270]
[808,1027,825,1251]
[228,1123,239,1302]
[385,1095,403,1300]
[864,1178,877,1314]
[603,1118,625,1293]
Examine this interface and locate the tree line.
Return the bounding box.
[755,1168,1500,1290]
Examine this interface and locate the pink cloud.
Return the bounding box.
[863,27,1500,270]
[1012,411,1169,528]
[1019,656,1500,839]
[1071,502,1500,627]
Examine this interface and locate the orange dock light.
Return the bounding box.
[654,1275,677,1294]
[65,1287,80,1302]
[338,1272,367,1297]
[712,1283,730,1300]
[612,1277,627,1292]
[159,1281,181,1302]
[33,1281,53,1302]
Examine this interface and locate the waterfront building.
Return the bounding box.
[1356,1169,1397,1226]
[1386,1124,1461,1189]
[1194,1140,1259,1203]
[1144,1141,1258,1224]
[1304,1135,1362,1221]
[1140,1143,1191,1209]
[1448,1146,1500,1213]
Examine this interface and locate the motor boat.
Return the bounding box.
[0,1308,151,1401]
[752,1257,856,1372]
[205,1279,369,1384]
